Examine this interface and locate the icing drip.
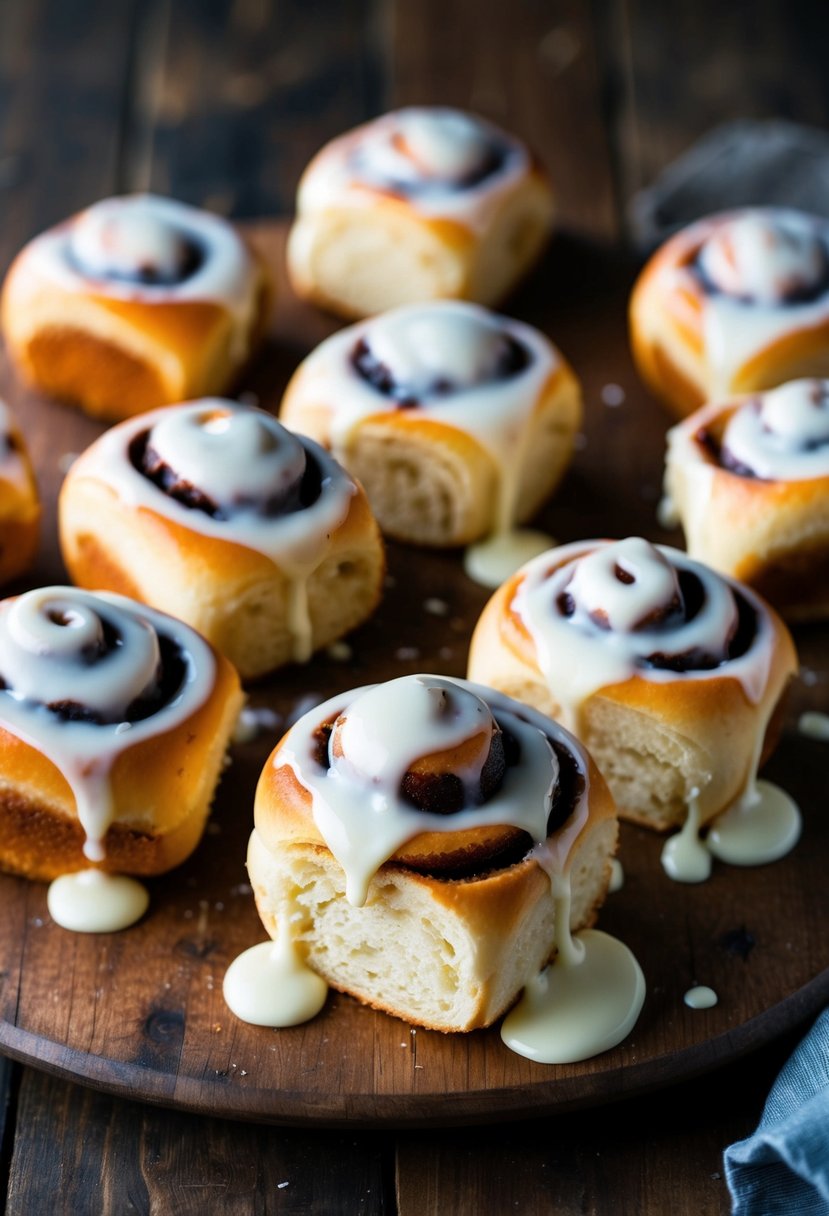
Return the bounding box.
[47,869,149,933]
[299,108,529,232]
[72,401,358,664]
[24,194,261,362]
[293,302,561,585]
[512,538,767,735]
[720,380,829,481]
[0,586,215,861]
[501,871,645,1063]
[684,985,717,1010]
[223,920,328,1027]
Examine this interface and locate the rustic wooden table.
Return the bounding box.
[1,2,829,1213]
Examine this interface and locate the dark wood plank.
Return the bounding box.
[139,0,385,217]
[0,225,826,1126]
[390,0,619,240]
[395,1029,802,1216]
[598,0,829,217]
[6,1067,390,1215]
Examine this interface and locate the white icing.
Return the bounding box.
[684,985,718,1010]
[609,857,624,893]
[69,400,358,664]
[512,539,770,736]
[298,108,531,233]
[721,380,829,480]
[463,528,554,589]
[47,869,149,933]
[222,922,328,1027]
[278,675,583,906]
[677,209,829,394]
[0,586,216,860]
[501,872,645,1064]
[660,792,711,883]
[21,195,261,362]
[706,780,801,865]
[798,710,829,740]
[286,301,561,569]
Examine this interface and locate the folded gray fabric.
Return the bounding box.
[724,1007,829,1215]
[629,119,829,251]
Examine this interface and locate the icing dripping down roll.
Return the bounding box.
[236,675,622,1034]
[58,400,385,679]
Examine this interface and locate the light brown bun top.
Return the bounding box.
[663,380,829,617]
[0,398,40,582]
[0,585,242,879]
[254,674,616,905]
[630,207,829,418]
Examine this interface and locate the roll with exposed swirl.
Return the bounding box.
[0,585,242,881]
[247,674,617,1032]
[629,208,829,417]
[286,107,554,318]
[58,399,385,680]
[0,399,40,586]
[663,379,829,620]
[279,300,581,556]
[1,195,271,422]
[468,538,797,833]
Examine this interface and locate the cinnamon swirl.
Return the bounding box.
[58,399,384,680]
[468,538,798,850]
[663,379,829,619]
[286,107,554,318]
[242,675,618,1033]
[630,207,829,417]
[1,195,271,422]
[0,585,242,883]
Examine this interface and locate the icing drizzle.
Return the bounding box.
[718,379,829,481]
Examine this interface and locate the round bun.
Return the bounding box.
[58,400,385,680]
[286,107,554,319]
[248,674,617,1032]
[663,379,829,620]
[0,586,243,881]
[630,207,829,417]
[468,538,797,832]
[1,195,271,422]
[279,300,581,547]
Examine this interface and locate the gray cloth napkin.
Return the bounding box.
[629,119,829,251]
[724,1007,829,1214]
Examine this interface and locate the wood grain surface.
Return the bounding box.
[0,225,826,1130]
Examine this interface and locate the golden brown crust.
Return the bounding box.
[0,644,243,882]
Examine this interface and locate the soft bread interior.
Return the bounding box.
[247,814,617,1033]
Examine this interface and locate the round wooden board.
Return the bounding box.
[0,225,826,1128]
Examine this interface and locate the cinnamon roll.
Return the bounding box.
[58,399,384,680]
[663,379,829,620]
[1,195,271,422]
[242,675,618,1032]
[0,585,242,883]
[286,107,554,318]
[468,538,798,849]
[279,300,580,576]
[0,399,39,585]
[629,207,829,417]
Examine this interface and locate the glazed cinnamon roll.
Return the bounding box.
[246,675,617,1032]
[1,195,271,422]
[629,207,829,417]
[468,538,797,839]
[0,585,242,882]
[663,379,829,620]
[58,399,384,679]
[279,300,581,571]
[0,399,39,585]
[286,107,554,318]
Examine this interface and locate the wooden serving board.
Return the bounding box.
[0,225,826,1128]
